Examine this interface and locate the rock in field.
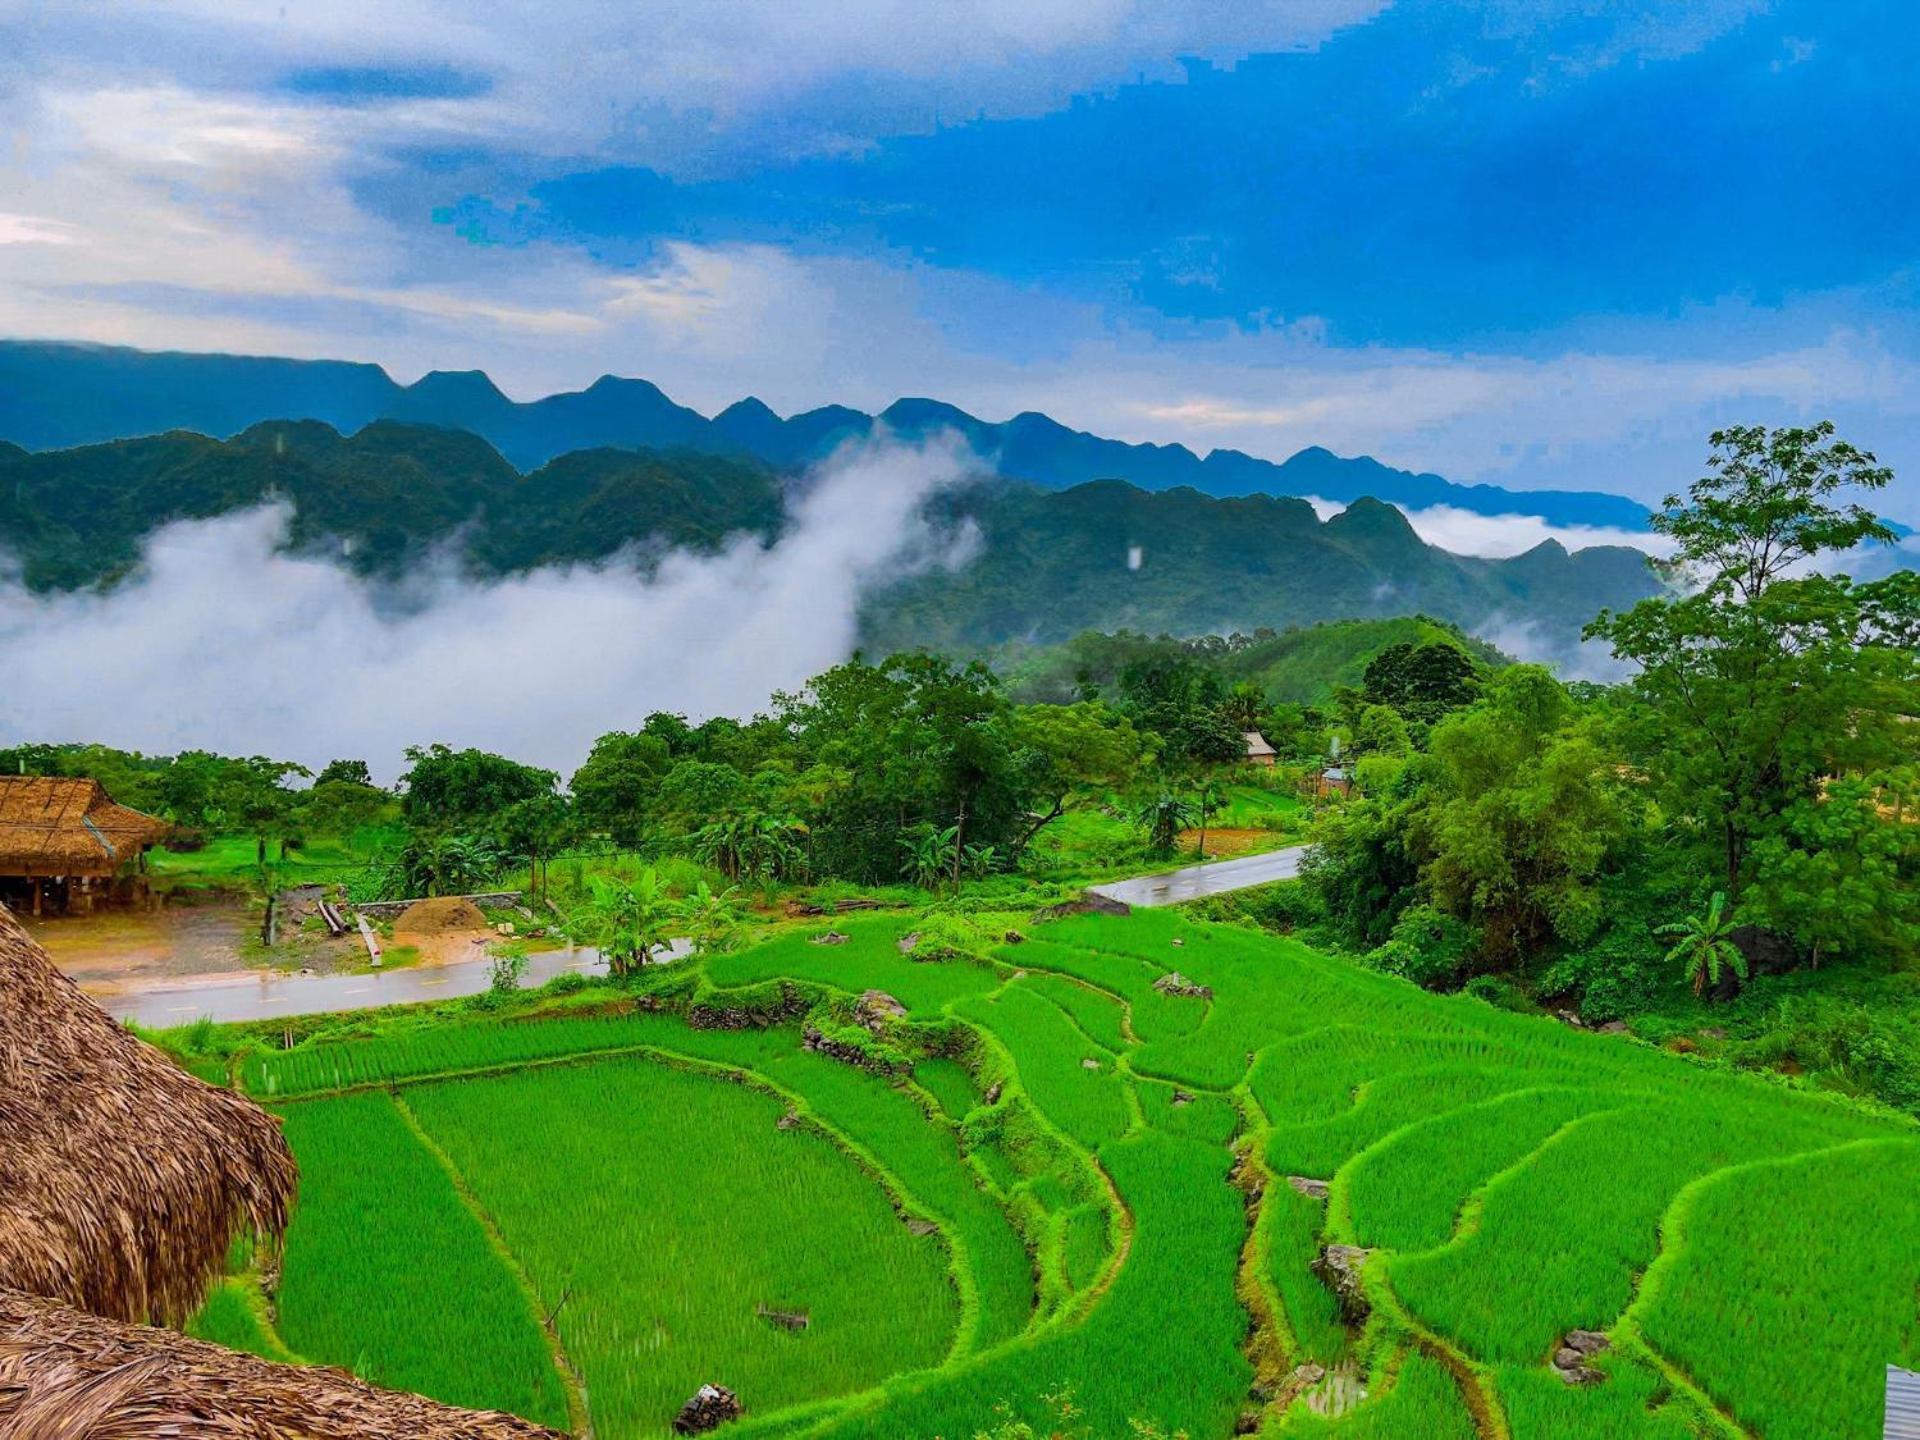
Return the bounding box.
[1153,971,1213,999]
[1551,1329,1610,1385]
[674,1383,743,1434]
[1310,1245,1371,1322]
[856,989,907,1024]
[1287,1175,1330,1201]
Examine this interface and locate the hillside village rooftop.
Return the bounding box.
[0,775,169,915]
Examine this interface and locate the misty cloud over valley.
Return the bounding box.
[0,436,980,778]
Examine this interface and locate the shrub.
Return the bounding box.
[907,911,996,964]
[1460,974,1536,1013]
[1365,903,1480,988]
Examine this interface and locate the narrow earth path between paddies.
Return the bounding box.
[184,910,1920,1440]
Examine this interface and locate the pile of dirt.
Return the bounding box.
[392,897,488,935]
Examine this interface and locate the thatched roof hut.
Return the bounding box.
[0,904,292,1326]
[0,1287,561,1438]
[0,778,169,880]
[0,906,566,1437]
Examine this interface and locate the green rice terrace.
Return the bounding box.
[187,910,1919,1440]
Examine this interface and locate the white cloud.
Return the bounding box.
[1300,498,1675,558]
[1,7,1917,525]
[0,434,980,779]
[7,2,1388,169]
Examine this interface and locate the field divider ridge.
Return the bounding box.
[1609,1137,1912,1440]
[1227,1074,1300,1429]
[388,1090,592,1437]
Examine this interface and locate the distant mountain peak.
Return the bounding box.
[0,338,1660,532]
[718,396,781,422]
[406,368,508,401]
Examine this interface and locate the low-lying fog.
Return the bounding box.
[0,435,979,780]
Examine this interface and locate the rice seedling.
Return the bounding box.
[1340,1088,1610,1252]
[813,1131,1252,1440]
[1496,1359,1698,1440]
[1636,1137,1920,1440]
[1264,1182,1350,1367]
[274,1094,570,1425]
[186,1279,298,1364]
[405,1054,959,1438]
[1020,970,1130,1052]
[1060,1203,1112,1292]
[245,1010,669,1097]
[953,984,1131,1150]
[705,916,1001,1013]
[623,1019,1036,1354]
[1389,1100,1886,1366]
[913,1056,980,1119]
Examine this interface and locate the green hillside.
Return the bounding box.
[0,424,1657,656]
[1000,617,1505,705]
[861,483,1655,654]
[0,420,782,590]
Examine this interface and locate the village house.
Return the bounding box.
[0,776,170,917]
[1242,730,1277,768]
[1312,735,1353,801]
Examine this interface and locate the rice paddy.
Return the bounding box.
[202,909,1920,1440]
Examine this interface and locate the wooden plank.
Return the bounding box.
[355,912,382,967]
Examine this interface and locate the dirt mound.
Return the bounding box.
[392,897,488,935]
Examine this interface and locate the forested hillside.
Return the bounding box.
[0,422,1659,656]
[861,483,1657,652]
[0,421,783,590]
[999,617,1507,705]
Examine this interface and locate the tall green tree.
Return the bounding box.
[569,731,672,848]
[400,744,557,834]
[1586,423,1917,915]
[1408,667,1626,964]
[1362,641,1481,722]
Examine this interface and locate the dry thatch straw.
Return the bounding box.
[0,778,170,877]
[0,904,295,1326]
[0,1286,563,1439]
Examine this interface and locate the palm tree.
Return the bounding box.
[569,870,676,977]
[1658,891,1750,998]
[691,812,807,883]
[1192,778,1224,859]
[1134,792,1197,857]
[680,879,744,957]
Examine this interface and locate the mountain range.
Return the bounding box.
[0,340,1653,531]
[0,420,1662,660]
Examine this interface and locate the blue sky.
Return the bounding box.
[2,0,1917,520]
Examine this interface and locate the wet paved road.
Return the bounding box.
[98,939,690,1028]
[1086,843,1308,910]
[97,847,1305,1025]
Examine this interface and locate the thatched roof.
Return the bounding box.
[1242,731,1277,759]
[0,1287,564,1439]
[0,907,571,1436]
[0,904,294,1326]
[0,778,169,876]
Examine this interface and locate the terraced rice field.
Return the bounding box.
[207,910,1920,1439]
